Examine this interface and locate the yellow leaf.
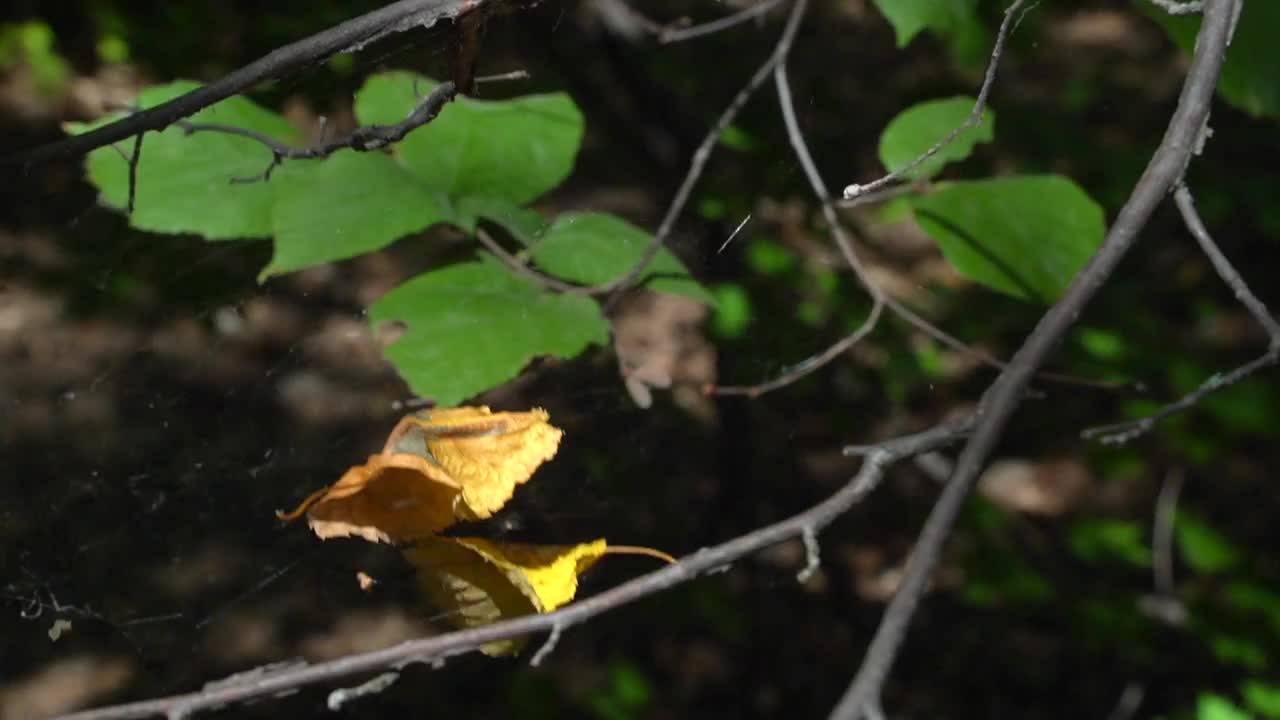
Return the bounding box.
[280,453,461,543]
[278,405,563,543]
[401,406,563,521]
[404,536,607,656]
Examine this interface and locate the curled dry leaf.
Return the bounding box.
[405,536,609,656]
[278,406,563,543]
[392,406,564,522]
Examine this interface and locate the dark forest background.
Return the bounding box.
[2,1,1279,718]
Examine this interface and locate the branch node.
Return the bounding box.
[529,624,562,667]
[326,672,399,711]
[796,527,821,583]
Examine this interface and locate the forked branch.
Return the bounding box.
[829,1,1240,716]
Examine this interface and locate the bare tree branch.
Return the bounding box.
[1082,184,1280,444]
[829,1,1239,716]
[659,0,787,44]
[175,81,460,183]
[599,0,785,44]
[1148,0,1203,14]
[459,0,811,299]
[713,0,1109,398]
[5,0,511,170]
[840,0,1030,203]
[59,421,969,720]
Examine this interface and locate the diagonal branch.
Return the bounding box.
[60,420,971,720]
[5,0,509,169]
[1083,183,1280,444]
[828,1,1240,717]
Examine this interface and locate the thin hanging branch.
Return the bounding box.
[829,0,1239,716]
[1083,183,1280,444]
[4,0,515,170]
[839,0,1030,203]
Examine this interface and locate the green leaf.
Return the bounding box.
[710,284,752,338]
[70,80,300,239]
[878,96,994,180]
[1206,631,1270,670]
[356,72,584,207]
[368,255,608,406]
[1199,694,1253,720]
[457,197,550,246]
[1174,512,1241,574]
[528,212,714,304]
[1077,327,1126,361]
[1143,1,1280,118]
[910,175,1105,303]
[262,72,581,275]
[870,0,979,47]
[1068,519,1151,567]
[1225,581,1280,634]
[266,152,452,276]
[1243,680,1280,719]
[746,238,797,275]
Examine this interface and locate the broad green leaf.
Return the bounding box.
[878,96,994,180]
[1243,680,1280,719]
[1174,512,1241,574]
[266,152,452,276]
[1199,694,1253,720]
[870,0,978,47]
[1144,1,1280,118]
[1068,519,1151,567]
[911,175,1105,303]
[264,73,581,275]
[355,72,583,208]
[369,255,608,406]
[70,80,300,239]
[528,212,714,304]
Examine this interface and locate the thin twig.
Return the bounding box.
[840,0,1030,202]
[59,422,969,720]
[710,6,889,397]
[466,0,808,298]
[1153,469,1184,596]
[601,0,785,44]
[6,0,502,169]
[177,81,457,183]
[1106,682,1146,720]
[710,301,884,396]
[660,0,787,44]
[712,0,1107,398]
[474,228,579,292]
[1082,184,1280,444]
[712,0,1108,398]
[125,132,144,213]
[1148,0,1203,14]
[829,1,1238,716]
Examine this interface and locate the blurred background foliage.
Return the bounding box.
[1,1,1278,718]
